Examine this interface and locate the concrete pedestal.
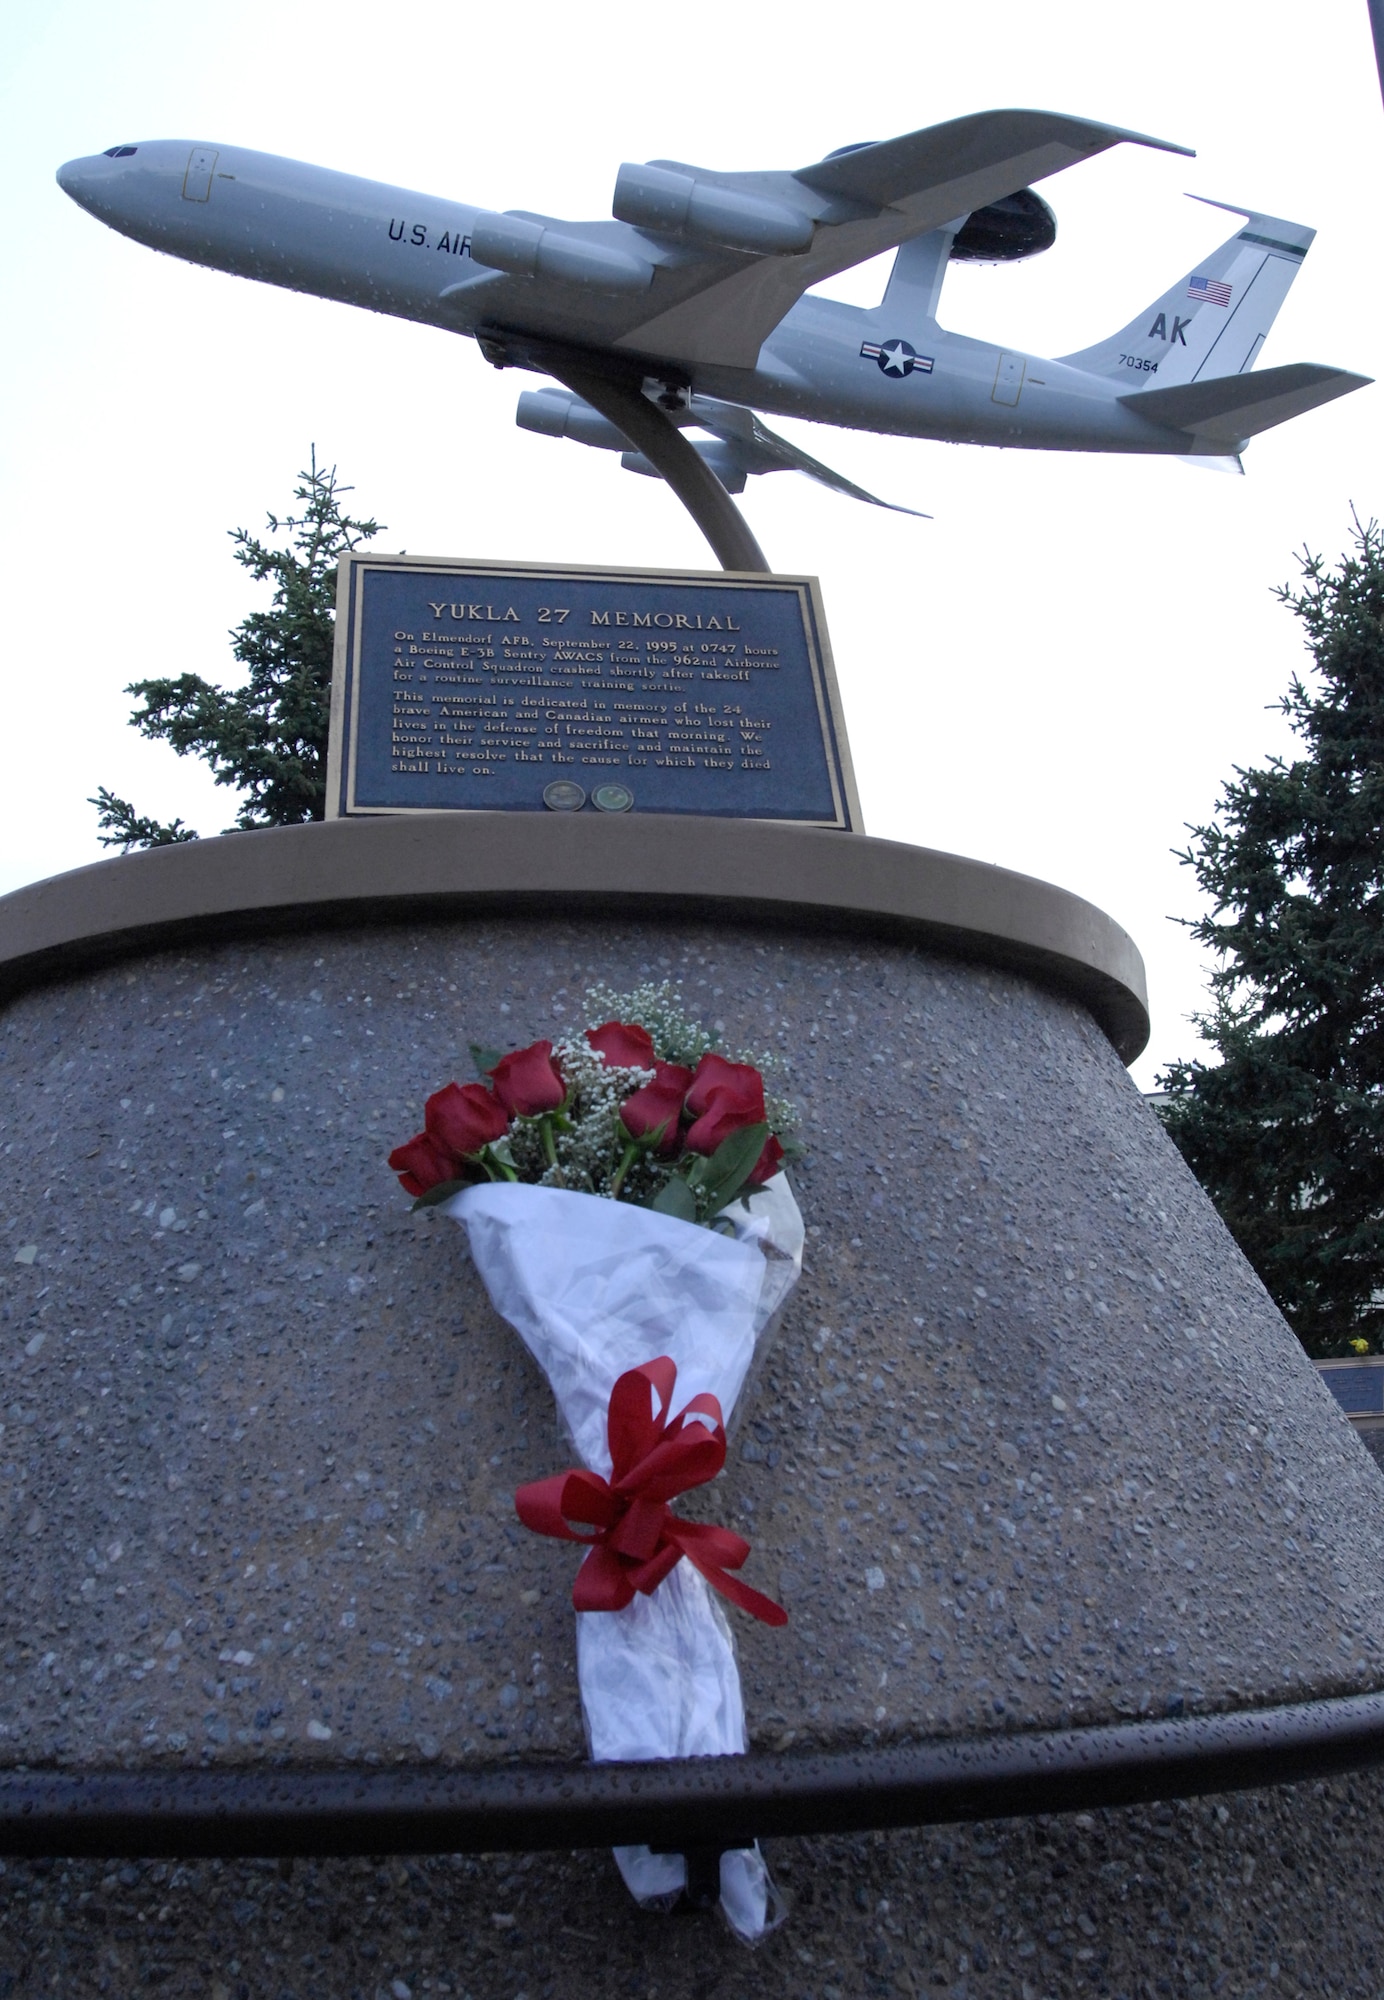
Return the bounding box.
[1,817,1382,1894]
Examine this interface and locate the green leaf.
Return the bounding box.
[409,1178,471,1211]
[650,1176,698,1223]
[696,1122,770,1218]
[618,1114,671,1153]
[469,1042,505,1080]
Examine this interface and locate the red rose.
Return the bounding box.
[620,1061,694,1156]
[387,1129,459,1198]
[746,1133,785,1186]
[425,1080,509,1156]
[683,1053,766,1155]
[587,1020,656,1070]
[489,1040,566,1117]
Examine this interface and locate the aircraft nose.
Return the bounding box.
[57,152,111,210]
[57,145,148,218]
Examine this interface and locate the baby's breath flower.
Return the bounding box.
[583,981,717,1069]
[518,1034,655,1194]
[582,981,799,1161]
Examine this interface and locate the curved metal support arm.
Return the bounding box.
[544,362,771,574]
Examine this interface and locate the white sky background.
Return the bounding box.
[1,0,1381,1087]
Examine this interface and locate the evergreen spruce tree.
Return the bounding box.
[1159,512,1384,1357]
[91,451,381,847]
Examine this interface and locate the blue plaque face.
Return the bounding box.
[327,557,858,828]
[1322,1365,1384,1415]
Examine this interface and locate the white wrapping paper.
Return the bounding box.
[442,1176,803,1939]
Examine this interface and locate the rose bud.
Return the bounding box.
[425,1080,509,1156]
[387,1129,460,1198]
[587,1020,656,1070]
[620,1062,694,1156]
[685,1052,766,1118]
[683,1053,766,1155]
[746,1133,786,1186]
[489,1039,566,1118]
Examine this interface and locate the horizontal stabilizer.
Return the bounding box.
[1119,362,1371,445]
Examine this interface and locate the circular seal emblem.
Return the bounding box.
[591,783,635,814]
[542,780,586,812]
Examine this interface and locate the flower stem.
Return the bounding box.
[609,1139,641,1201]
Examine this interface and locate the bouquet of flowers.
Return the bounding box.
[389,986,803,1941]
[387,981,792,1225]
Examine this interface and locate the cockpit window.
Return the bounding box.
[103,145,138,158]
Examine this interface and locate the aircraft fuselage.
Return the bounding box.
[47,141,1256,460]
[58,142,1173,455]
[713,297,1174,453]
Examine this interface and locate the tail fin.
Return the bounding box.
[1060,200,1314,386]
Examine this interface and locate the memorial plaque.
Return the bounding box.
[1321,1364,1384,1416]
[326,556,859,828]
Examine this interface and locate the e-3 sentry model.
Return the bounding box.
[58,112,1370,570]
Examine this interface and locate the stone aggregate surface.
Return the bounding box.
[3,916,1384,1775]
[2,1771,1384,1996]
[1355,1430,1384,1476]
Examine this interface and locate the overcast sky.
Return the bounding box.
[2,0,1381,1085]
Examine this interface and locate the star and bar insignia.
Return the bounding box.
[860,337,934,378]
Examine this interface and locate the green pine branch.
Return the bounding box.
[88,787,198,851]
[1159,510,1384,1356]
[92,447,382,845]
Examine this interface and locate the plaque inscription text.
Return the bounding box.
[327,558,857,828]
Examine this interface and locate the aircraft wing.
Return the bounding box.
[611,110,1191,370]
[450,110,1189,375]
[690,399,929,515]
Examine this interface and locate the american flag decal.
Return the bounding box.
[1187,275,1232,308]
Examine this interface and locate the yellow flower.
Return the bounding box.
[1349,1338,1369,1354]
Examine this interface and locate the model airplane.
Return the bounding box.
[58,112,1369,530]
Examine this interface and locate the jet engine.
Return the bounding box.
[515,387,925,516]
[469,212,653,292]
[612,163,815,255]
[620,441,749,494]
[516,388,628,450]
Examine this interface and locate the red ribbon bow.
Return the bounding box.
[514,1357,787,1627]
